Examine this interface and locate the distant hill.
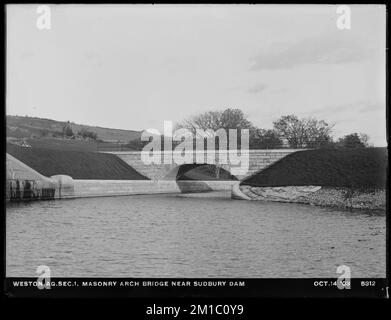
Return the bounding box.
[6,115,141,142]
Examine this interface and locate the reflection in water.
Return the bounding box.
[6,191,386,278]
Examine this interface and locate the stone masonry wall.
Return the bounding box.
[109,149,298,180]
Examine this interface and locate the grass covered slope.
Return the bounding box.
[7,115,141,142]
[7,144,148,180]
[26,137,98,152]
[242,148,387,189]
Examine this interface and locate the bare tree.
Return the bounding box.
[176,108,253,139]
[303,118,334,148]
[176,111,223,137]
[273,115,334,148]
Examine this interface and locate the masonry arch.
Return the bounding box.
[162,163,238,181]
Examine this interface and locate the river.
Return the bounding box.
[6,191,386,278]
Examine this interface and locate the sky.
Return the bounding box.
[6,4,387,146]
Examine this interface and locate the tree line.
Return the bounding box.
[174,108,371,149]
[62,123,98,140]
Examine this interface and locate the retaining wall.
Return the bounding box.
[58,178,236,199]
[6,154,57,201]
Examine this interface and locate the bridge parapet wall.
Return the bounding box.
[108,149,300,180]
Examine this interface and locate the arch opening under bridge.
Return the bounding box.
[162,163,239,181]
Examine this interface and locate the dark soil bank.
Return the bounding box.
[242,148,387,189]
[7,144,148,180]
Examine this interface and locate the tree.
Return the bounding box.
[337,133,369,148]
[62,124,74,137]
[273,115,334,149]
[250,129,282,149]
[358,133,370,147]
[176,108,253,136]
[273,115,305,148]
[303,118,334,148]
[176,110,223,137]
[176,108,253,149]
[78,128,97,140]
[219,108,253,131]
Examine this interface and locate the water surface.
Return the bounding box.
[6,191,386,277]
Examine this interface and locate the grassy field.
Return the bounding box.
[242,148,387,189]
[7,115,141,142]
[25,138,99,152]
[20,138,137,152]
[7,144,148,180]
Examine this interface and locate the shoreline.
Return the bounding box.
[234,184,386,212]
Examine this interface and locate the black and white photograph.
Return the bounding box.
[4,4,388,299]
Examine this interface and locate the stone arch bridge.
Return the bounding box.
[106,149,298,181]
